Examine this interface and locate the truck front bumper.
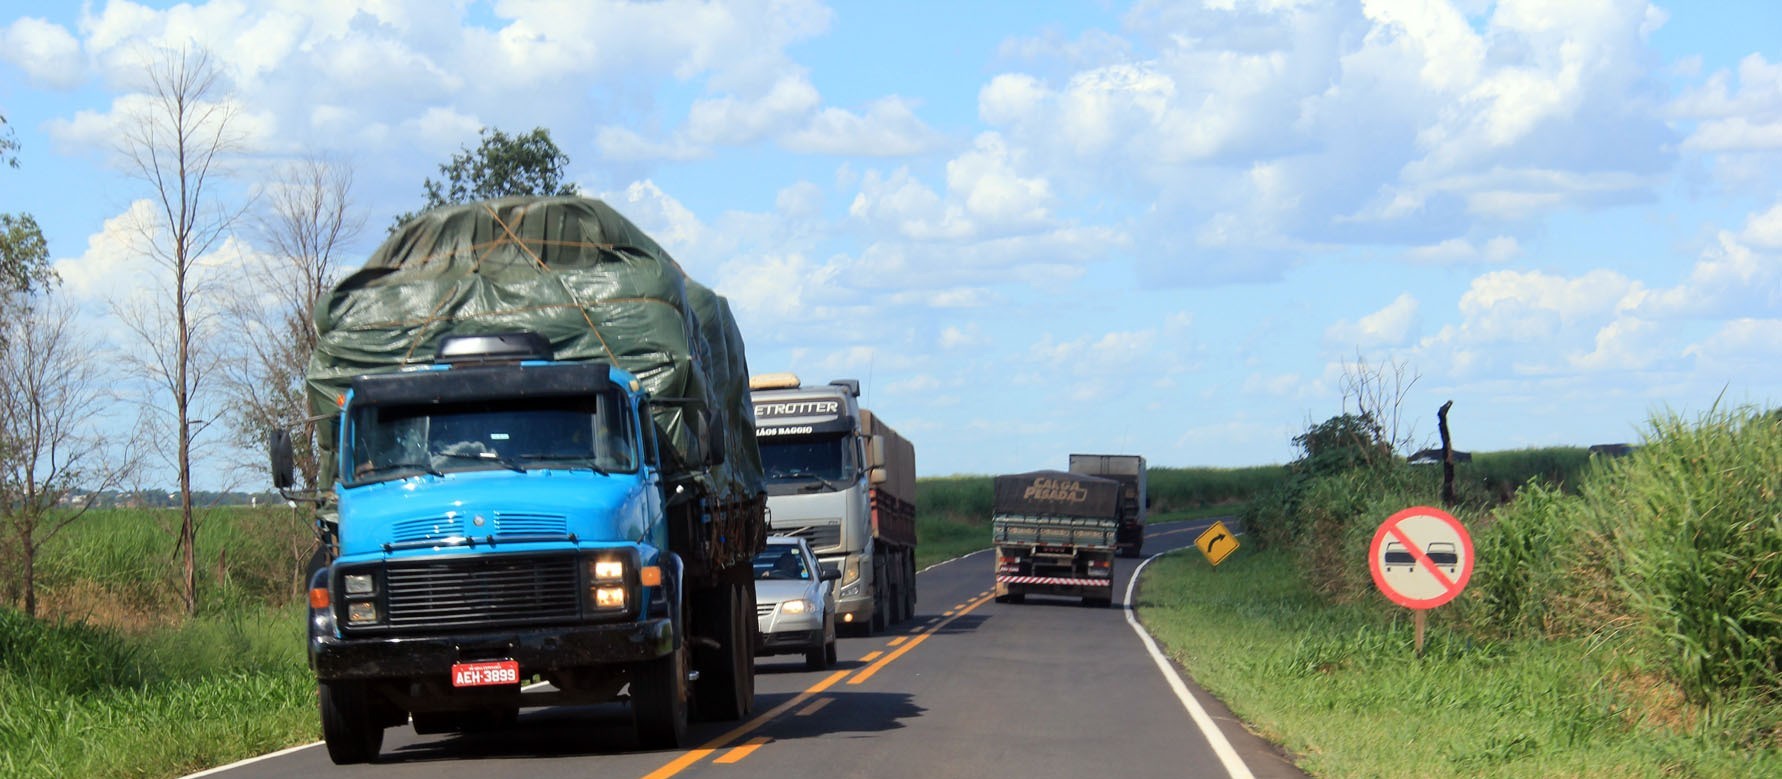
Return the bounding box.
[311,617,675,681]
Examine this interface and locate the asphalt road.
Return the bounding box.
[192,519,1306,779]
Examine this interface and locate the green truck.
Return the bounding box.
[991,470,1120,608]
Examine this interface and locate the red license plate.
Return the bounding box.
[451,660,519,688]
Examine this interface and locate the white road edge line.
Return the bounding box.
[178,741,321,778]
[1123,546,1256,779]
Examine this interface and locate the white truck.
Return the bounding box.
[748,374,917,634]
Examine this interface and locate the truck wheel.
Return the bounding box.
[632,645,689,749]
[694,580,754,721]
[824,636,837,667]
[904,556,917,617]
[318,680,383,765]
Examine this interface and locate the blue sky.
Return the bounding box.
[2,1,1780,488]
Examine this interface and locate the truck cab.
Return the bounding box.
[275,331,745,762]
[748,374,916,634]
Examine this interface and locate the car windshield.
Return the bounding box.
[347,390,635,485]
[752,546,812,581]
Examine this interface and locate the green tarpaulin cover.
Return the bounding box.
[306,195,763,499]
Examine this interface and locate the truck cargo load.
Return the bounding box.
[991,470,1120,607]
[307,195,763,502]
[1068,453,1147,557]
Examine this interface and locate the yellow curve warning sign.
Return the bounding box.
[1195,520,1239,566]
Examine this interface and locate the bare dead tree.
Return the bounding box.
[219,155,362,596]
[1337,350,1421,455]
[113,44,248,617]
[221,155,361,490]
[0,298,134,616]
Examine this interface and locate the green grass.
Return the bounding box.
[0,604,316,779]
[1138,548,1778,778]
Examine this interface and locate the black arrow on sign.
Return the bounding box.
[1207,533,1226,552]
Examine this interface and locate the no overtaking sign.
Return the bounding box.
[1368,506,1474,610]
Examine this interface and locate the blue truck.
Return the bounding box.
[269,196,766,763]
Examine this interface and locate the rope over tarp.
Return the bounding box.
[305,195,763,499]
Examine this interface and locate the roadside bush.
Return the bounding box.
[0,608,143,696]
[1593,409,1782,707]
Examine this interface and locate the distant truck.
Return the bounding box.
[748,374,916,634]
[992,470,1120,607]
[269,196,767,763]
[1068,453,1147,558]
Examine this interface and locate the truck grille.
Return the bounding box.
[383,555,580,629]
[776,521,841,552]
[387,512,569,545]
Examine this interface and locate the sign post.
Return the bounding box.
[1368,506,1473,656]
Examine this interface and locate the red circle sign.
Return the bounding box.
[1368,505,1473,609]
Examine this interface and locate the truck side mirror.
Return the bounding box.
[868,466,888,485]
[268,428,296,491]
[868,434,886,469]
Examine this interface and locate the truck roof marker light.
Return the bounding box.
[309,587,330,609]
[335,393,345,408]
[749,372,801,390]
[639,565,662,587]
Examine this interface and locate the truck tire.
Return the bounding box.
[904,554,917,618]
[693,580,754,721]
[632,644,689,749]
[870,558,888,633]
[318,680,382,765]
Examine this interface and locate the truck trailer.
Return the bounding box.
[991,470,1120,607]
[1068,453,1147,558]
[748,374,916,635]
[269,196,767,763]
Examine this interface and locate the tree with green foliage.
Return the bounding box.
[391,126,576,229]
[0,213,56,304]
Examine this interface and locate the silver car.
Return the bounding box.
[752,536,839,670]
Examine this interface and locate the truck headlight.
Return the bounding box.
[344,573,375,595]
[594,586,627,610]
[592,559,625,582]
[840,555,861,587]
[347,601,379,624]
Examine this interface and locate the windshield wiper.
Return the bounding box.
[434,450,525,473]
[356,461,444,480]
[798,475,850,493]
[518,453,611,476]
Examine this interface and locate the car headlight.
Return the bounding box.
[780,598,813,615]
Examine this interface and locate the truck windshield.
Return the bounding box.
[759,434,853,491]
[347,390,634,485]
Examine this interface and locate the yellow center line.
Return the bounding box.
[887,636,908,646]
[849,592,994,686]
[638,590,997,778]
[713,736,771,764]
[639,669,848,779]
[795,697,833,716]
[858,650,884,663]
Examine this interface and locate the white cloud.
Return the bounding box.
[939,324,986,349]
[1742,202,1782,249]
[784,96,946,157]
[686,73,821,146]
[1683,318,1782,367]
[1,17,84,89]
[1406,235,1521,265]
[1326,292,1420,348]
